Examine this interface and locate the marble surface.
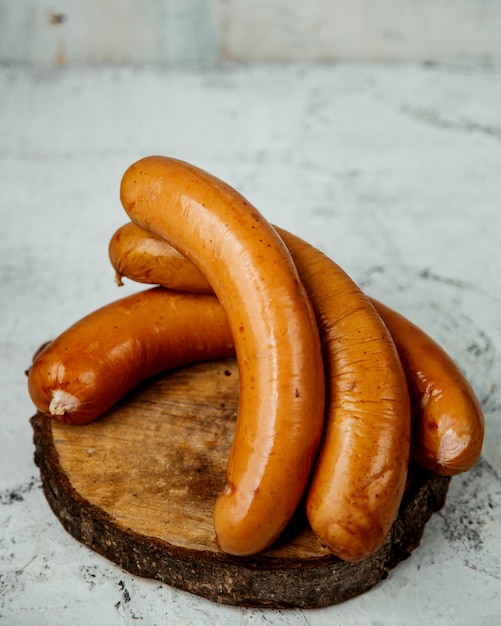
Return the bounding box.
[1,60,500,625]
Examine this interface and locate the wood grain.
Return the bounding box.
[31,357,450,609]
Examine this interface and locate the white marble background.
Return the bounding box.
[1,59,500,626]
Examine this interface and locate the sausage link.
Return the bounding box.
[110,219,411,561]
[280,229,410,562]
[27,287,235,425]
[119,156,325,557]
[370,299,484,475]
[110,221,212,292]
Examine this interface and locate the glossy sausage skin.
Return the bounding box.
[370,299,484,476]
[110,221,212,292]
[111,221,484,477]
[280,229,411,562]
[110,219,411,562]
[119,156,325,557]
[27,287,235,425]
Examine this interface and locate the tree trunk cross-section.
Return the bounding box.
[31,357,450,609]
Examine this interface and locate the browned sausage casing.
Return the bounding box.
[119,156,326,557]
[370,299,484,475]
[27,287,235,425]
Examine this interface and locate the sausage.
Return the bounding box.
[279,229,411,562]
[370,299,484,476]
[27,287,235,425]
[109,221,212,292]
[109,219,411,562]
[110,222,484,476]
[119,156,325,557]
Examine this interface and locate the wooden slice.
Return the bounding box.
[31,357,450,609]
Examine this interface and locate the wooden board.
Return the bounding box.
[31,357,450,609]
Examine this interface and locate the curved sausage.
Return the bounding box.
[119,155,325,557]
[280,229,410,562]
[110,219,411,562]
[110,221,212,292]
[110,221,484,477]
[27,287,235,425]
[370,299,484,476]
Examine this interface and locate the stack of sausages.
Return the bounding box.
[28,156,484,562]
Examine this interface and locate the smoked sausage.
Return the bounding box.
[119,156,325,557]
[27,287,235,425]
[370,299,484,476]
[280,229,411,562]
[110,221,212,293]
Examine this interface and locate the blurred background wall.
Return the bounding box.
[1,0,500,65]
